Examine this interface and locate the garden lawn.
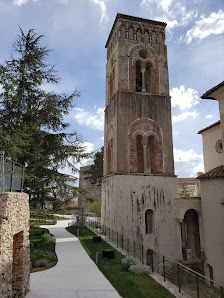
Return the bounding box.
[66,226,175,298]
[29,227,58,272]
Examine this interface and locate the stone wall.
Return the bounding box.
[0,192,30,297]
[104,91,174,175]
[101,174,182,261]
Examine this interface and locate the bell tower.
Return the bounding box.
[102,14,181,260]
[104,13,174,177]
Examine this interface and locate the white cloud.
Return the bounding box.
[99,136,104,141]
[140,0,197,29]
[13,0,29,6]
[141,0,172,12]
[82,142,95,153]
[205,115,213,119]
[186,10,224,44]
[90,0,109,24]
[13,0,39,6]
[172,111,199,123]
[171,85,199,110]
[70,107,104,131]
[174,148,204,177]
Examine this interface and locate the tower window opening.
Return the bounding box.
[136,61,142,92]
[139,49,147,59]
[146,135,156,173]
[145,209,155,234]
[145,62,152,93]
[136,134,144,173]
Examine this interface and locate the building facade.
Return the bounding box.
[198,82,224,287]
[102,13,182,261]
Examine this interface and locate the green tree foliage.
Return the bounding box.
[0,28,88,208]
[84,146,103,187]
[87,200,101,217]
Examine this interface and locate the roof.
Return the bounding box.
[105,13,167,48]
[177,177,198,184]
[201,81,224,100]
[197,165,224,180]
[177,178,197,182]
[198,120,220,135]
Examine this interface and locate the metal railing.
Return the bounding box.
[0,151,25,192]
[86,218,224,298]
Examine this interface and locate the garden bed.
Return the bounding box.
[66,226,174,298]
[29,227,58,272]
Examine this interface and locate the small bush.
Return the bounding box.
[49,236,56,243]
[30,255,36,268]
[36,259,48,267]
[41,233,51,242]
[121,256,137,270]
[129,264,152,275]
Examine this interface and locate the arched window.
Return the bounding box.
[136,135,144,173]
[129,119,163,174]
[145,62,152,93]
[146,135,156,174]
[136,28,142,41]
[145,209,155,234]
[136,60,142,92]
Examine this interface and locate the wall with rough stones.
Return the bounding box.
[104,91,174,175]
[101,174,182,261]
[0,192,30,298]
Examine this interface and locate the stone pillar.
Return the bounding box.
[142,135,148,174]
[141,68,146,93]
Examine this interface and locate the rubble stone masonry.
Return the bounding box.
[0,192,30,297]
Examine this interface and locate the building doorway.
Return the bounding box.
[146,249,154,269]
[181,209,201,260]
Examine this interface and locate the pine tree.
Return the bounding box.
[0,28,88,208]
[84,146,104,187]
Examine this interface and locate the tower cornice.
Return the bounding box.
[105,13,167,48]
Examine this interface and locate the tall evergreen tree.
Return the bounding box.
[0,28,88,208]
[84,147,104,187]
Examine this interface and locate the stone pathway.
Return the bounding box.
[26,219,120,298]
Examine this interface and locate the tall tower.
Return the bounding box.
[102,14,181,261]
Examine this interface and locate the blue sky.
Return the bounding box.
[0,0,224,179]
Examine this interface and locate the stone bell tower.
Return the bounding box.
[102,14,181,261]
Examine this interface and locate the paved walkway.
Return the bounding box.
[27,218,120,298]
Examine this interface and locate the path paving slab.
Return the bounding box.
[27,219,120,298]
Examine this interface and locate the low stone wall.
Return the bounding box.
[0,192,30,297]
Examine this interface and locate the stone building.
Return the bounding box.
[101,13,182,261]
[177,177,200,197]
[198,121,223,172]
[197,82,224,287]
[0,192,30,297]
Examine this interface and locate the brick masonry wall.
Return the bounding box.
[0,193,30,298]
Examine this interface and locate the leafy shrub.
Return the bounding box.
[49,236,56,243]
[129,264,152,275]
[121,256,137,270]
[30,255,37,268]
[41,233,51,242]
[36,259,48,267]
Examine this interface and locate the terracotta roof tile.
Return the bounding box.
[198,120,220,134]
[201,81,224,100]
[197,165,224,180]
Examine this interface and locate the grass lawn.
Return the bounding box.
[54,215,70,220]
[29,227,58,272]
[66,226,175,298]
